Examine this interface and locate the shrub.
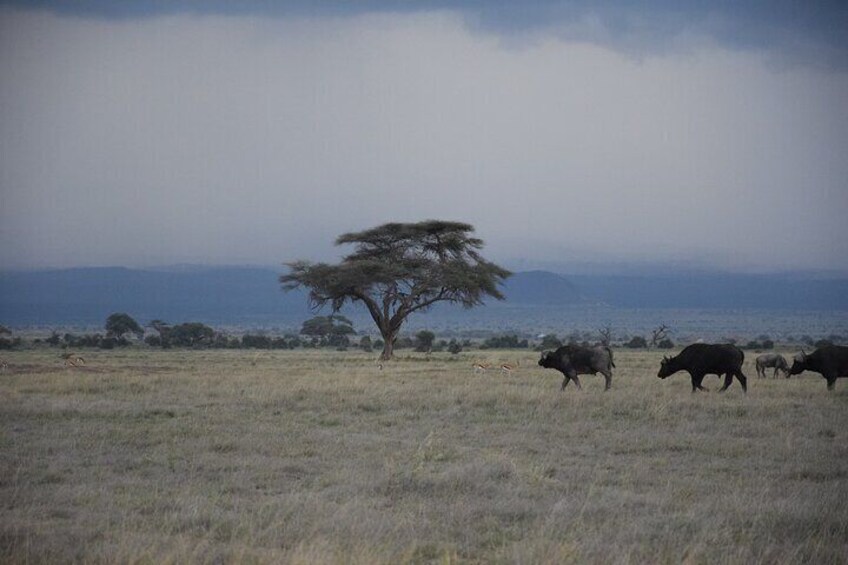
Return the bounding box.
[168,323,215,348]
[624,336,647,349]
[481,335,529,349]
[657,338,675,349]
[415,330,435,352]
[394,336,414,350]
[538,334,563,350]
[242,334,273,349]
[0,337,21,350]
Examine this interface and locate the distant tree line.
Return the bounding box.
[1,313,844,352]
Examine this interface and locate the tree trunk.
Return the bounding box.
[379,327,397,360]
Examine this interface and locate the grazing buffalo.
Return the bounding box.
[755,353,789,379]
[538,345,615,391]
[658,343,748,393]
[787,345,848,390]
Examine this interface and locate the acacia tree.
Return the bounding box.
[281,220,511,360]
[105,313,144,340]
[650,324,669,349]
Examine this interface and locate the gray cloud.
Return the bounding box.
[1,9,847,272]
[5,1,848,69]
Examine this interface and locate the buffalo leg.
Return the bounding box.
[561,376,570,390]
[601,370,612,391]
[718,373,732,392]
[570,375,582,390]
[691,373,708,392]
[826,375,836,391]
[756,364,765,378]
[735,370,748,393]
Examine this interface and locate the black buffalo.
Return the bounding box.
[787,345,848,390]
[658,343,748,393]
[538,345,615,391]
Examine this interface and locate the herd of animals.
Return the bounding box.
[529,343,848,393]
[2,343,845,394]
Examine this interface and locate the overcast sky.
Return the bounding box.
[1,1,847,273]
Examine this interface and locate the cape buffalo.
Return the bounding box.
[755,353,789,379]
[658,343,747,393]
[787,345,848,390]
[538,345,615,391]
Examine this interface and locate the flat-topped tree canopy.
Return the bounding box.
[281,220,511,360]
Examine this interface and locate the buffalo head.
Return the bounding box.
[538,351,555,369]
[657,355,673,379]
[787,350,807,377]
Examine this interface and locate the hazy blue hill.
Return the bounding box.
[0,267,312,327]
[1,266,846,329]
[496,270,585,305]
[567,273,848,310]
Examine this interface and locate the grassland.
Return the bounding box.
[1,348,846,563]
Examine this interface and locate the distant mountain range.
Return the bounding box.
[0,266,846,328]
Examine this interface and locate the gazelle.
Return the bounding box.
[0,359,7,372]
[500,361,519,375]
[62,353,85,367]
[472,362,491,373]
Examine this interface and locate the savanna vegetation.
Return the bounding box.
[1,348,846,563]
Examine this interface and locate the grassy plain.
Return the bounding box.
[1,348,846,564]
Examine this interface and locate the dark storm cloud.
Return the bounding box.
[1,5,846,271]
[5,0,848,67]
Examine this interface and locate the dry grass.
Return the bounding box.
[1,348,846,563]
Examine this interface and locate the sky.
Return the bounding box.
[1,1,847,274]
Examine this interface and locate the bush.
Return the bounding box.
[0,337,21,350]
[271,337,289,349]
[242,334,273,349]
[481,334,529,349]
[624,336,647,349]
[168,323,215,348]
[394,336,414,350]
[657,338,675,349]
[327,334,350,348]
[447,339,462,354]
[538,334,563,350]
[415,330,436,352]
